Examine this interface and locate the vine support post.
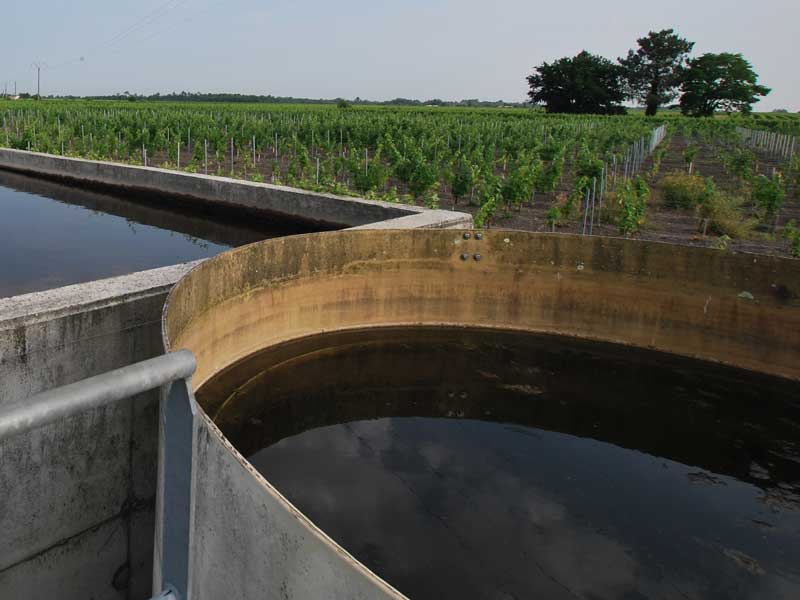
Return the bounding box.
[582,188,590,236]
[598,164,606,223]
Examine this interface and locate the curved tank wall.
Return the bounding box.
[162,230,800,599]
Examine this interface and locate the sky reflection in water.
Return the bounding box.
[209,327,800,600]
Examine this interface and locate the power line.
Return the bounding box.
[13,0,236,96]
[117,0,229,48]
[90,0,189,53]
[49,0,190,69]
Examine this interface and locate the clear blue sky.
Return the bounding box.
[4,0,798,110]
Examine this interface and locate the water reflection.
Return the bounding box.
[0,169,313,297]
[205,327,800,599]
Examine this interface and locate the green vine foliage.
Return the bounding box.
[474,176,502,229]
[576,143,604,179]
[721,147,755,181]
[501,155,539,210]
[4,98,797,225]
[751,173,786,221]
[783,220,800,257]
[546,205,561,230]
[350,145,389,193]
[566,175,592,219]
[792,156,800,190]
[617,176,650,235]
[683,144,698,167]
[450,157,475,204]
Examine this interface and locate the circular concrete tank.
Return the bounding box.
[162,230,800,599]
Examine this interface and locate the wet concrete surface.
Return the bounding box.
[204,327,800,600]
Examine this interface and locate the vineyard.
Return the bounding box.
[2,99,799,256]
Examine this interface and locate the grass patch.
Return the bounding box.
[783,221,800,258]
[698,191,756,239]
[659,171,713,209]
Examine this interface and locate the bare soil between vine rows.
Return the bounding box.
[445,135,798,258]
[128,134,798,258]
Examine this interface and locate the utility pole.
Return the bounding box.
[31,62,47,99]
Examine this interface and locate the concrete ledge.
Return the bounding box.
[0,262,200,333]
[0,148,470,230]
[353,210,472,230]
[0,262,200,401]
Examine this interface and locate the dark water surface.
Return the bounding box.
[0,169,311,297]
[204,327,800,600]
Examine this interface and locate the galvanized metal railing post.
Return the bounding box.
[155,376,198,600]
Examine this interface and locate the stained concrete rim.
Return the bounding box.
[161,228,800,372]
[162,228,800,393]
[161,228,799,598]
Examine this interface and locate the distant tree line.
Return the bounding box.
[527,29,771,117]
[66,91,526,108]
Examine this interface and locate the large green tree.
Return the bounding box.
[680,53,770,116]
[619,29,694,116]
[527,51,626,115]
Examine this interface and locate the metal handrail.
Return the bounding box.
[0,350,196,440]
[0,350,197,600]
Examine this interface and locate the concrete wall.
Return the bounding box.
[0,148,471,230]
[0,155,471,600]
[159,230,799,600]
[0,263,197,600]
[185,416,405,599]
[165,230,800,391]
